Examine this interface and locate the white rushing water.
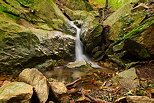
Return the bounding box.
[69,21,102,68]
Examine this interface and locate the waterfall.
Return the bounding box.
[69,21,102,68]
[69,22,89,62]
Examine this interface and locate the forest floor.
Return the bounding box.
[0,60,153,103]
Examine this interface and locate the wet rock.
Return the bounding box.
[0,82,33,103]
[66,61,87,68]
[83,24,104,58]
[0,25,75,74]
[84,24,103,51]
[19,68,49,103]
[0,0,76,74]
[112,68,140,89]
[35,59,61,72]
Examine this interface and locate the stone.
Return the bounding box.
[126,96,154,103]
[19,68,49,103]
[132,23,154,55]
[66,61,87,69]
[48,82,69,103]
[0,24,75,74]
[0,0,76,74]
[0,82,33,103]
[115,96,154,103]
[104,2,132,27]
[112,68,140,89]
[49,82,67,95]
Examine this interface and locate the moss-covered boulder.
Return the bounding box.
[0,0,79,74]
[132,24,154,55]
[0,28,75,74]
[105,1,154,41]
[96,2,154,66]
[82,24,103,57]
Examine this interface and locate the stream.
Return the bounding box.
[43,21,103,83]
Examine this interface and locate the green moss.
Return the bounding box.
[92,24,103,38]
[6,13,19,20]
[93,51,103,58]
[16,0,33,6]
[124,17,154,39]
[113,41,124,52]
[0,2,20,20]
[0,5,7,11]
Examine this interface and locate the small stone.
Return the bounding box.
[49,82,67,95]
[0,82,33,103]
[66,61,87,68]
[112,68,140,89]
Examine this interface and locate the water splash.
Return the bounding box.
[68,21,102,68]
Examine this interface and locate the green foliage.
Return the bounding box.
[90,0,135,9]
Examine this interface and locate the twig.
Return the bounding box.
[85,94,111,103]
[66,78,82,87]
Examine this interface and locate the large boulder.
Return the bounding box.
[0,0,98,74]
[0,82,33,103]
[19,68,49,103]
[0,0,76,74]
[103,2,133,27]
[132,23,154,55]
[0,24,75,74]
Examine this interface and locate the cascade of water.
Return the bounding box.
[69,21,102,68]
[69,21,89,62]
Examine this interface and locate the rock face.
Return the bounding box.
[0,0,78,74]
[19,68,49,103]
[132,24,154,55]
[0,82,33,103]
[103,2,132,27]
[112,68,140,89]
[82,2,154,64]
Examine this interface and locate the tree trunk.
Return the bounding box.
[105,0,108,9]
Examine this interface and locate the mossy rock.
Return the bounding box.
[83,24,103,54]
[108,39,150,61]
[108,9,147,40]
[132,23,154,55]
